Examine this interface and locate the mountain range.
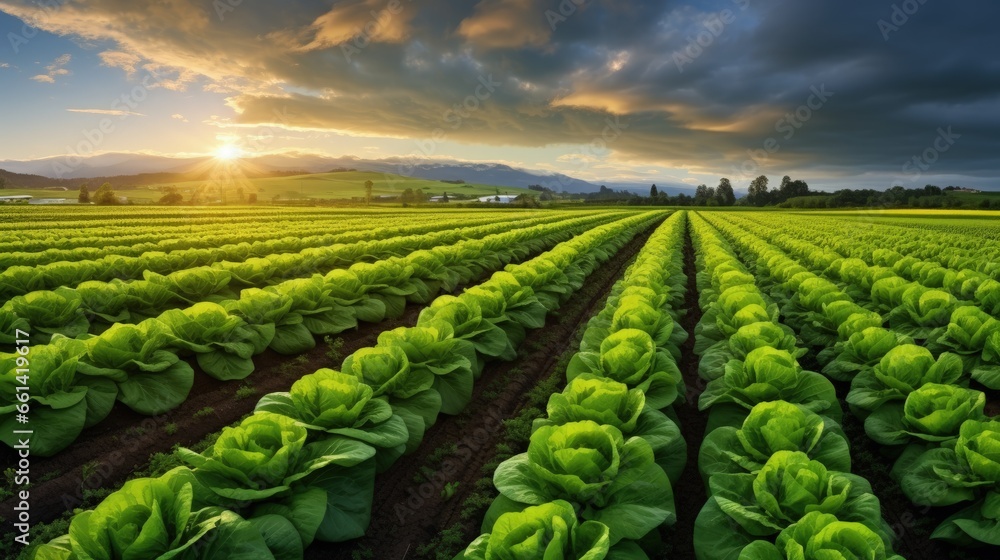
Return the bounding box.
[0,152,702,195]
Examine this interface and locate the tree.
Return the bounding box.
[716,178,736,206]
[364,180,374,205]
[248,193,258,204]
[0,176,8,189]
[93,182,118,205]
[414,188,427,202]
[400,188,414,203]
[747,175,770,206]
[78,185,90,203]
[694,184,710,206]
[776,175,809,203]
[442,191,450,203]
[650,184,658,198]
[158,187,183,205]
[236,186,246,203]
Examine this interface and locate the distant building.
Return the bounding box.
[429,196,450,203]
[0,195,33,203]
[477,195,518,204]
[29,198,68,205]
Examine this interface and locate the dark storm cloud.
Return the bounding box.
[2,0,998,183]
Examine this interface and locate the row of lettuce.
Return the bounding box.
[0,213,623,456]
[686,212,906,560]
[703,212,1000,549]
[27,211,667,560]
[453,211,688,559]
[1,211,465,267]
[738,213,1000,282]
[0,212,566,304]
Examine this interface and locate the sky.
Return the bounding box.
[0,0,998,190]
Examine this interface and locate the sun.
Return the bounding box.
[214,144,243,161]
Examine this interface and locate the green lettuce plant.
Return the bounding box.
[455,500,649,560]
[847,344,964,417]
[864,383,986,446]
[178,412,377,544]
[160,302,266,381]
[0,336,117,456]
[694,451,888,560]
[699,347,840,426]
[567,329,683,410]
[484,420,674,544]
[533,374,686,482]
[886,285,959,340]
[75,319,194,415]
[820,327,911,382]
[417,296,514,362]
[255,368,408,472]
[899,417,1000,546]
[699,321,802,382]
[737,512,904,560]
[4,287,88,343]
[698,401,850,483]
[340,345,441,452]
[31,467,285,560]
[933,306,1000,389]
[225,288,312,356]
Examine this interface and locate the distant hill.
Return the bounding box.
[0,152,601,193]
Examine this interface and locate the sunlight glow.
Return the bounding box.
[214,144,243,161]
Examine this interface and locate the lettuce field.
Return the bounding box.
[1,206,999,560]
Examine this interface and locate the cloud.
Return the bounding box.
[0,62,9,68]
[67,108,145,117]
[171,113,189,122]
[31,53,71,83]
[457,0,552,49]
[2,0,1000,185]
[99,50,141,75]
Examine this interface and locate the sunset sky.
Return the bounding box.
[1,0,998,189]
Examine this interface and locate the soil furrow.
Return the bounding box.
[660,213,708,559]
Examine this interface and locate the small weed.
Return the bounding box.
[234,383,256,400]
[324,335,346,363]
[81,461,100,480]
[441,481,460,500]
[163,422,178,435]
[193,407,215,419]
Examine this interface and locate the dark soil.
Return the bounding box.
[659,216,708,560]
[307,220,663,560]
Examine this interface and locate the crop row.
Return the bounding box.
[0,211,553,268]
[686,212,906,560]
[26,212,666,559]
[704,212,1000,550]
[452,210,688,558]
[0,213,594,326]
[0,212,624,456]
